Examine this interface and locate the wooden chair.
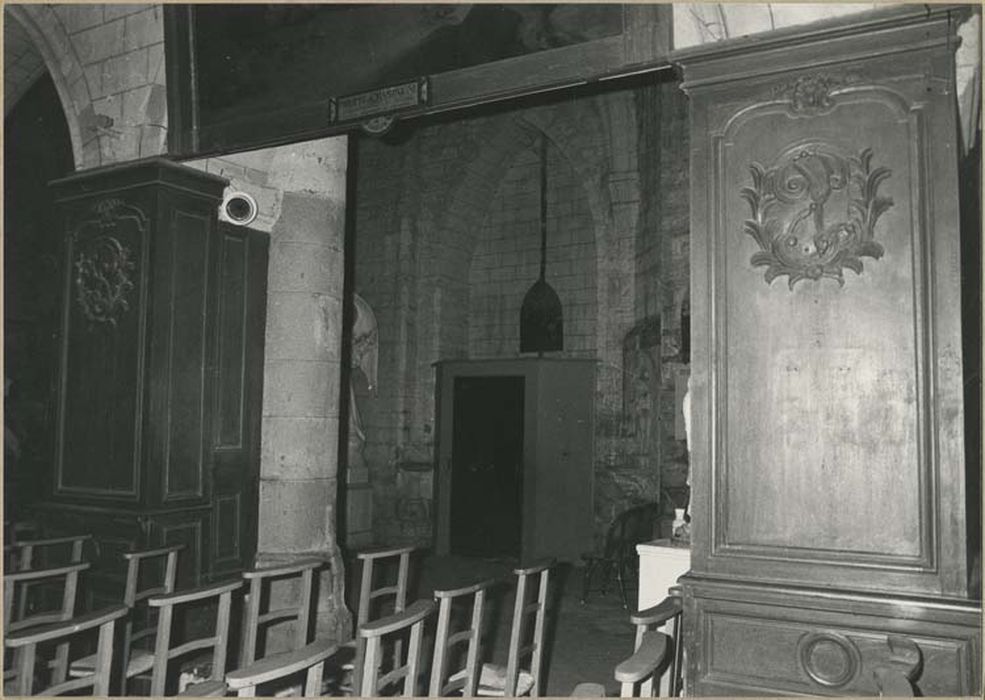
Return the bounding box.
[474,560,555,697]
[581,504,659,608]
[146,578,243,696]
[429,577,497,696]
[4,604,128,696]
[222,639,339,697]
[4,562,90,688]
[354,545,415,629]
[570,589,683,698]
[331,545,415,694]
[358,598,436,697]
[68,544,184,690]
[615,590,683,697]
[240,557,323,666]
[5,534,93,622]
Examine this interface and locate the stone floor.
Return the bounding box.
[343,553,638,696]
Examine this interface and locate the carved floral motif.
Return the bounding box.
[772,73,858,116]
[741,144,894,289]
[74,235,136,326]
[72,198,146,326]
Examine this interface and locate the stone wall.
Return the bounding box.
[7,3,167,169]
[353,84,692,550]
[469,139,598,359]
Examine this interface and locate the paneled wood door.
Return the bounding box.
[210,224,268,579]
[449,375,525,557]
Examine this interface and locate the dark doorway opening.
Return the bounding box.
[449,376,524,557]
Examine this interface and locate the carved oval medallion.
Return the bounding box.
[798,632,861,688]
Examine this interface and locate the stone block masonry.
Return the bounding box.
[353,84,692,550]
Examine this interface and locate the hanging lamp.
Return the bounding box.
[519,134,564,354]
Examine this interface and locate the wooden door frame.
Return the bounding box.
[434,360,540,557]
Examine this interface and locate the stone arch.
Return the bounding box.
[6,4,90,169]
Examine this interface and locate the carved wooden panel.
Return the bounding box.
[210,225,268,577]
[719,85,926,565]
[680,6,971,597]
[685,579,981,697]
[160,209,212,501]
[56,197,150,498]
[215,232,248,449]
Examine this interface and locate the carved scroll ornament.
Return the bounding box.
[741,145,894,289]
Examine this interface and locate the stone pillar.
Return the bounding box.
[191,136,353,647]
[258,138,352,644]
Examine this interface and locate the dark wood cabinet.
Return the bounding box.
[434,359,595,563]
[676,6,981,695]
[35,159,268,599]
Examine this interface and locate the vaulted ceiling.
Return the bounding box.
[5,14,48,117]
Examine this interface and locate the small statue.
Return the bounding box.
[348,294,378,469]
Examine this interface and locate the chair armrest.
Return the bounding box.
[513,558,556,576]
[354,545,417,560]
[11,534,93,548]
[242,557,326,579]
[433,577,498,598]
[359,599,436,638]
[148,578,242,607]
[121,544,185,561]
[225,639,339,690]
[630,596,682,627]
[3,562,90,582]
[613,631,670,684]
[5,605,128,647]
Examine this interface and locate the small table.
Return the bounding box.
[636,539,690,696]
[636,539,690,609]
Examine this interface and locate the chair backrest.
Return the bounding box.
[147,578,243,696]
[358,599,436,697]
[4,562,91,688]
[224,639,339,697]
[4,520,40,546]
[119,545,183,679]
[622,587,683,697]
[4,604,128,696]
[603,505,659,558]
[429,577,497,697]
[5,534,92,572]
[355,545,415,627]
[4,562,90,632]
[240,557,324,666]
[504,559,555,698]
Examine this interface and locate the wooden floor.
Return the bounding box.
[343,553,636,695]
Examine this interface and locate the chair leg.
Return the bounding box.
[581,560,597,603]
[616,557,630,610]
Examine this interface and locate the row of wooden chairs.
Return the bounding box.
[373,558,554,698]
[3,532,556,697]
[2,533,327,696]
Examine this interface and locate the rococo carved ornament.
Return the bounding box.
[740,144,894,289]
[73,198,144,326]
[75,236,136,326]
[771,73,859,116]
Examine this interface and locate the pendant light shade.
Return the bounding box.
[520,135,563,353]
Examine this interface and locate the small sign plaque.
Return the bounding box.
[330,77,429,124]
